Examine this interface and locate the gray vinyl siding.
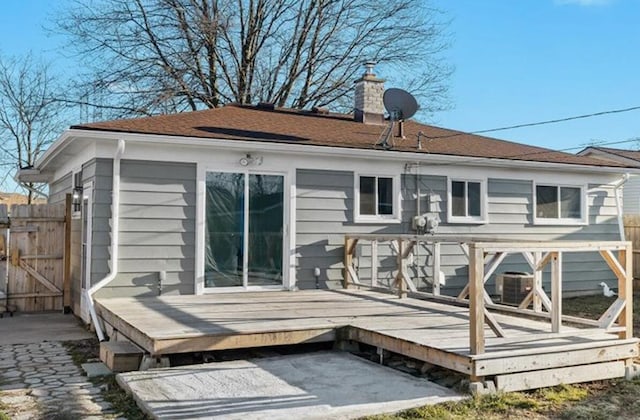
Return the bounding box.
[296,169,404,289]
[623,175,640,215]
[296,169,618,295]
[91,159,197,298]
[48,172,73,205]
[82,158,112,297]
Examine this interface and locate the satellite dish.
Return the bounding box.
[383,88,418,121]
[376,88,419,149]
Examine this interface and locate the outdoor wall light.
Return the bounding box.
[239,154,263,166]
[72,186,83,212]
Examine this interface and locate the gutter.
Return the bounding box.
[613,173,630,241]
[85,139,126,341]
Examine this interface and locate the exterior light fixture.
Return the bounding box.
[239,154,263,166]
[72,186,83,212]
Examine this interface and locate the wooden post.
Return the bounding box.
[343,237,353,289]
[533,251,542,312]
[551,251,562,333]
[618,245,633,339]
[63,194,72,313]
[397,239,407,298]
[433,242,441,295]
[469,243,485,355]
[371,240,378,287]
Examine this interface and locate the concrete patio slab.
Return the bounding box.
[0,312,91,345]
[117,351,465,419]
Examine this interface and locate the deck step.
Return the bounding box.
[100,341,144,372]
[495,361,625,392]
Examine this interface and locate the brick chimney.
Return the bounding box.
[354,62,385,125]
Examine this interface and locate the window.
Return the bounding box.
[535,184,584,224]
[355,175,399,222]
[448,179,486,223]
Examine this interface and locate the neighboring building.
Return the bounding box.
[578,146,640,214]
[0,192,46,207]
[18,67,637,321]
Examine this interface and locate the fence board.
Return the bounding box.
[6,204,67,312]
[623,215,640,279]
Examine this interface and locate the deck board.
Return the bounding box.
[95,289,638,386]
[96,289,624,352]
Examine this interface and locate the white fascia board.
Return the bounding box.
[38,128,640,175]
[36,130,77,170]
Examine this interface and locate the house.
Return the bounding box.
[18,67,637,323]
[578,146,640,215]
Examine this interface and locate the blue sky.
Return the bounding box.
[431,0,640,150]
[0,0,639,152]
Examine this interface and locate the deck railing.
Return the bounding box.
[343,235,633,356]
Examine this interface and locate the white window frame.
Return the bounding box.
[447,177,487,224]
[533,182,588,226]
[354,173,401,223]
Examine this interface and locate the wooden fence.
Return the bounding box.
[624,215,640,279]
[2,202,71,313]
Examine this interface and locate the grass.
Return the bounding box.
[563,292,640,334]
[61,339,149,420]
[362,292,640,420]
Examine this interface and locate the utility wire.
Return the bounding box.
[426,105,640,140]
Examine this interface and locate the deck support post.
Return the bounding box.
[396,239,407,298]
[469,243,485,355]
[371,240,378,287]
[619,245,633,340]
[432,242,441,295]
[533,251,542,312]
[551,252,562,333]
[343,237,359,289]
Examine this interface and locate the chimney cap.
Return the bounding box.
[364,61,376,76]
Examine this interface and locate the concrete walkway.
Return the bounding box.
[118,351,465,419]
[0,313,116,419]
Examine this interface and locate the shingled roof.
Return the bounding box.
[72,104,623,168]
[580,146,640,164]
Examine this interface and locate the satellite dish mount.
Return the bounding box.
[377,88,419,150]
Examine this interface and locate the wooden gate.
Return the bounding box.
[6,204,68,312]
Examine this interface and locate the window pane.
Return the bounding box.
[560,187,581,219]
[359,176,376,215]
[378,177,393,215]
[468,182,481,217]
[451,181,466,217]
[248,174,284,286]
[536,185,558,218]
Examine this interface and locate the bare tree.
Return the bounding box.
[55,0,452,119]
[0,54,65,202]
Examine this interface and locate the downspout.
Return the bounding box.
[613,173,630,241]
[85,139,125,341]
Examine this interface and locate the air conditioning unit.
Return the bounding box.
[495,272,534,306]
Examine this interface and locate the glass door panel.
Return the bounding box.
[204,172,245,287]
[248,174,284,286]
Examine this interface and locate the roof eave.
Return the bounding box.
[39,128,640,175]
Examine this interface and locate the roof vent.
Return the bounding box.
[256,102,275,110]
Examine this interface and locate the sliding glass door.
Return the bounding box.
[204,171,284,289]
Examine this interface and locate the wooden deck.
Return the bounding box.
[95,289,639,392]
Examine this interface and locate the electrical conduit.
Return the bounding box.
[85,139,125,341]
